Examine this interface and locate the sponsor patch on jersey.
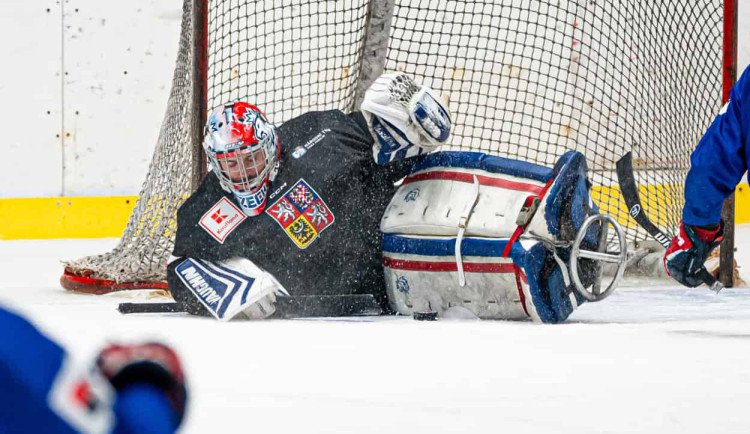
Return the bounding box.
[199,197,247,243]
[265,178,335,249]
[292,146,307,159]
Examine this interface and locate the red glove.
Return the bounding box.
[663,221,723,287]
[96,342,187,425]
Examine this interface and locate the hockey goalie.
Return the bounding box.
[168,72,626,322]
[167,73,449,320]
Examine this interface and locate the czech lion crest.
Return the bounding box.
[265,179,335,249]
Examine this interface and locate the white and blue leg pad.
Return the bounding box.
[175,257,287,321]
[382,235,583,323]
[380,150,604,323]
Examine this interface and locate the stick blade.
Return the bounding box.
[615,152,672,248]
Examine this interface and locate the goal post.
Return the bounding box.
[720,0,737,287]
[62,0,737,292]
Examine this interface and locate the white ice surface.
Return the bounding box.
[2,228,750,434]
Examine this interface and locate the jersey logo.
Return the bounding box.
[266,178,335,249]
[199,197,247,243]
[292,146,307,159]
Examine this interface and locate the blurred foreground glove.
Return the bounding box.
[97,342,187,429]
[663,221,723,287]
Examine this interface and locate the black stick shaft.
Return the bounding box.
[118,302,186,314]
[615,152,722,291]
[117,295,383,317]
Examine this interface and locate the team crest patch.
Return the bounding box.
[199,197,247,243]
[266,178,335,249]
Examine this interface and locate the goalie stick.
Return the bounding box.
[118,302,186,314]
[118,294,384,318]
[615,152,723,292]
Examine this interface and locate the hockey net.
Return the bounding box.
[63,0,729,291]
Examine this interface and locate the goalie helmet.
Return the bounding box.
[204,102,281,216]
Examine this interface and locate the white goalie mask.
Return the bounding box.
[204,102,281,216]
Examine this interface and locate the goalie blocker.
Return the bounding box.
[381,151,627,323]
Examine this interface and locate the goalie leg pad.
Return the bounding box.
[382,234,582,323]
[380,150,611,321]
[544,151,601,243]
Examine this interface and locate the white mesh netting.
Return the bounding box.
[64,0,725,285]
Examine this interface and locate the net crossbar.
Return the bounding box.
[64,0,726,286]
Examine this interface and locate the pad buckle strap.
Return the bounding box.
[501,177,555,258]
[455,175,480,287]
[457,216,469,229]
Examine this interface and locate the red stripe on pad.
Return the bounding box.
[514,268,530,317]
[402,171,545,194]
[384,257,526,277]
[501,225,525,258]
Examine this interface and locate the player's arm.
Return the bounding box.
[664,65,750,287]
[683,65,750,226]
[168,255,288,321]
[360,72,452,164]
[0,305,186,434]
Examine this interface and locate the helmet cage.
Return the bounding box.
[207,141,274,194]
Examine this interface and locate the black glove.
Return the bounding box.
[96,342,187,427]
[663,221,723,287]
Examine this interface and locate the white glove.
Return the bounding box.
[174,256,288,321]
[361,72,452,154]
[221,257,288,320]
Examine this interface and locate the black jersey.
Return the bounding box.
[169,110,423,315]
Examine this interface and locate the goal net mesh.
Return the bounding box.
[64,0,725,285]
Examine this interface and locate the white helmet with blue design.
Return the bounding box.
[203,102,281,216]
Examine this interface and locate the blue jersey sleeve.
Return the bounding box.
[0,306,178,434]
[683,65,750,226]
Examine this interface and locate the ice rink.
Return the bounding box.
[2,229,750,433]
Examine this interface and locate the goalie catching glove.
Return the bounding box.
[361,72,452,163]
[663,221,723,287]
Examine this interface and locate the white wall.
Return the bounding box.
[0,0,748,198]
[0,0,181,197]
